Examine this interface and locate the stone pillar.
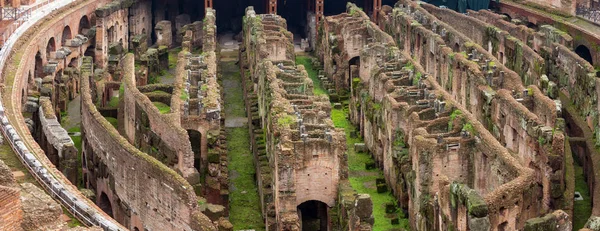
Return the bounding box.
[155,20,173,47]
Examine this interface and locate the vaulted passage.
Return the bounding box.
[187,129,202,172]
[99,192,113,217]
[575,45,594,66]
[298,200,328,231]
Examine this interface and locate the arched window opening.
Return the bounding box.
[62,26,72,45]
[46,38,56,59]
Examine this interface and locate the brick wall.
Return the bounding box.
[0,186,23,231]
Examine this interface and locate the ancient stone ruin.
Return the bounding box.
[1,0,600,230]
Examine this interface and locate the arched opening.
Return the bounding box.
[298,200,328,231]
[46,38,56,60]
[133,228,140,231]
[35,52,43,78]
[348,56,360,90]
[84,46,95,63]
[107,25,116,45]
[62,26,72,45]
[187,129,202,172]
[79,15,91,35]
[526,21,538,30]
[98,192,113,217]
[576,45,594,66]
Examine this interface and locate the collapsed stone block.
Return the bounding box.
[355,143,367,153]
[155,20,173,47]
[131,34,148,59]
[204,204,225,221]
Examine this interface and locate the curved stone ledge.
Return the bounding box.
[0,0,124,228]
[81,55,215,230]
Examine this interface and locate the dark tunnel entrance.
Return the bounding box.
[575,45,594,66]
[214,0,266,34]
[99,192,113,217]
[187,129,202,173]
[298,200,329,231]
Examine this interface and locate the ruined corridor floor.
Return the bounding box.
[297,54,410,230]
[221,56,265,230]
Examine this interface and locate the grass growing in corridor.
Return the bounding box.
[333,105,410,230]
[221,61,246,117]
[573,156,592,229]
[221,58,264,230]
[227,127,264,230]
[296,55,327,96]
[152,102,171,114]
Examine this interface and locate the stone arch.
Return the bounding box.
[186,129,202,172]
[348,56,360,89]
[107,25,116,44]
[62,25,72,45]
[84,45,95,63]
[575,45,594,66]
[297,200,328,231]
[98,192,113,217]
[35,51,43,78]
[79,15,91,34]
[46,37,56,59]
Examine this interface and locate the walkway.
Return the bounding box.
[221,51,264,230]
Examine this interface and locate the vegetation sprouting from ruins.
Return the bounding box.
[332,103,410,230]
[298,52,409,229]
[221,59,264,230]
[152,101,170,114]
[573,153,592,229]
[296,55,327,95]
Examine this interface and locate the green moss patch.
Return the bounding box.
[227,127,264,230]
[332,104,410,230]
[152,102,171,114]
[573,153,592,229]
[103,117,118,129]
[296,55,327,96]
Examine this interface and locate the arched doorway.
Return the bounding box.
[575,45,594,66]
[187,129,202,172]
[84,46,95,63]
[46,38,56,59]
[79,16,91,35]
[35,52,43,78]
[62,26,72,45]
[348,56,360,89]
[98,192,113,217]
[297,200,329,231]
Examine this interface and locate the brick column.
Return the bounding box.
[315,0,323,35]
[373,0,381,23]
[204,0,212,11]
[268,0,277,14]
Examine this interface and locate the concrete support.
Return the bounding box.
[268,0,277,14]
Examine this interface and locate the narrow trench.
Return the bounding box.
[296,54,410,230]
[220,51,264,230]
